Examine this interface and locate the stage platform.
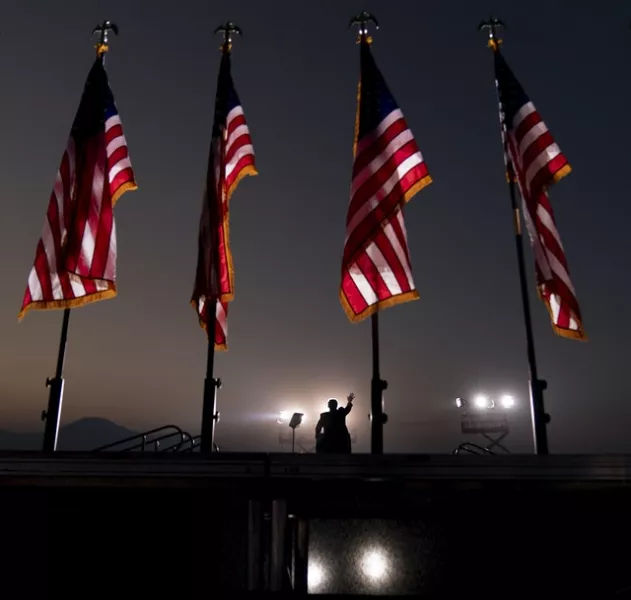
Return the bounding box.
[1,453,629,598]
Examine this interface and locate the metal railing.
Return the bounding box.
[92,425,195,453]
[452,442,496,455]
[160,434,198,453]
[92,428,220,453]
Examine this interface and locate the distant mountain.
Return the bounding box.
[57,418,138,451]
[0,417,138,451]
[0,428,42,451]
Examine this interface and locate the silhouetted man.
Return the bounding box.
[315,393,354,454]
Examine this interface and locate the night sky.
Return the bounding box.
[0,0,629,453]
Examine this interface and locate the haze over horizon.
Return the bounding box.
[1,0,630,454]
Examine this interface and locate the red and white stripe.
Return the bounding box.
[506,101,585,339]
[18,112,136,319]
[224,106,255,196]
[196,298,229,348]
[192,103,256,350]
[340,108,432,322]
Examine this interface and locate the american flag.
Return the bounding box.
[340,40,432,322]
[495,50,585,340]
[191,51,256,349]
[18,56,136,320]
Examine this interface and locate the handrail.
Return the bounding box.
[160,431,198,453]
[179,436,220,453]
[452,442,496,456]
[176,435,201,452]
[93,425,188,453]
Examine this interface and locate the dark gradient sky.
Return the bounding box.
[0,0,629,453]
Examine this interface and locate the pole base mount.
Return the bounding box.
[368,413,388,424]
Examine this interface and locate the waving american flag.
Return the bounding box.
[340,39,432,323]
[495,50,585,340]
[191,51,256,349]
[18,56,137,320]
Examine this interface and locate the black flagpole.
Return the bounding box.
[349,12,389,454]
[42,308,70,452]
[480,17,549,455]
[200,299,220,454]
[41,21,119,453]
[199,22,242,454]
[507,175,549,455]
[370,313,388,454]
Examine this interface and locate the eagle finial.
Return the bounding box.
[478,16,506,51]
[349,11,379,44]
[92,20,118,56]
[214,21,242,54]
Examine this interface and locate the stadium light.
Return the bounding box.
[473,394,490,410]
[277,409,307,425]
[361,548,389,582]
[454,392,516,454]
[500,394,515,409]
[456,394,516,412]
[308,561,325,591]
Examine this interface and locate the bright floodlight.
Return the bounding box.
[308,562,325,591]
[455,397,466,409]
[361,549,388,581]
[277,410,289,424]
[473,394,489,410]
[501,395,515,409]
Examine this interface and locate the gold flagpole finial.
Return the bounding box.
[478,16,505,51]
[349,11,379,45]
[92,20,118,57]
[214,21,242,54]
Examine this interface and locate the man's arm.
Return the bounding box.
[342,392,355,415]
[315,416,323,437]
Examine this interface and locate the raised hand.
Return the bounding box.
[347,392,355,403]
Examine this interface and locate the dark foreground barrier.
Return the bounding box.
[0,452,630,598]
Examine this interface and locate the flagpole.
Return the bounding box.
[200,300,220,454]
[507,176,549,454]
[42,308,70,452]
[41,21,119,453]
[348,12,389,454]
[370,313,388,454]
[480,17,549,455]
[199,23,241,454]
